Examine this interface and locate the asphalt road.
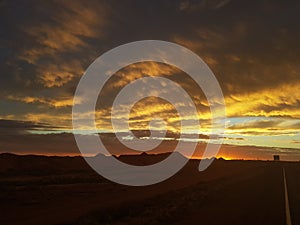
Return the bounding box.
[285,163,300,225]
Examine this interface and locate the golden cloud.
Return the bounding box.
[17,0,110,88]
[225,82,300,118]
[107,62,181,90]
[19,1,108,63]
[36,60,84,87]
[0,113,71,130]
[7,95,74,108]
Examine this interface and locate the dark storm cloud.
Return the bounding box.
[1,0,299,95]
[227,118,300,131]
[0,132,299,161]
[228,120,282,130]
[0,0,299,138]
[0,132,79,155]
[0,0,110,103]
[0,119,60,134]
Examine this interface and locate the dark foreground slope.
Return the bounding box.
[0,153,299,225]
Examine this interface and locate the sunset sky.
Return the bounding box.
[0,0,300,160]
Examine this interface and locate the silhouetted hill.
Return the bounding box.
[0,152,211,176]
[1,152,290,179]
[0,153,88,176]
[116,151,187,165]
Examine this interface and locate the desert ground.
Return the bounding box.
[0,153,299,225]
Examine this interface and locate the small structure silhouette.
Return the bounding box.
[273,155,280,161]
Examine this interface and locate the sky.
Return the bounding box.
[0,0,300,160]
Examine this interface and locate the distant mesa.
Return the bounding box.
[94,153,108,158]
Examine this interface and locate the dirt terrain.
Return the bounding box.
[0,153,299,225]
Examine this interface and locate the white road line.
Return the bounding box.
[283,168,292,225]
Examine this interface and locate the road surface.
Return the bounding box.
[285,163,300,225]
